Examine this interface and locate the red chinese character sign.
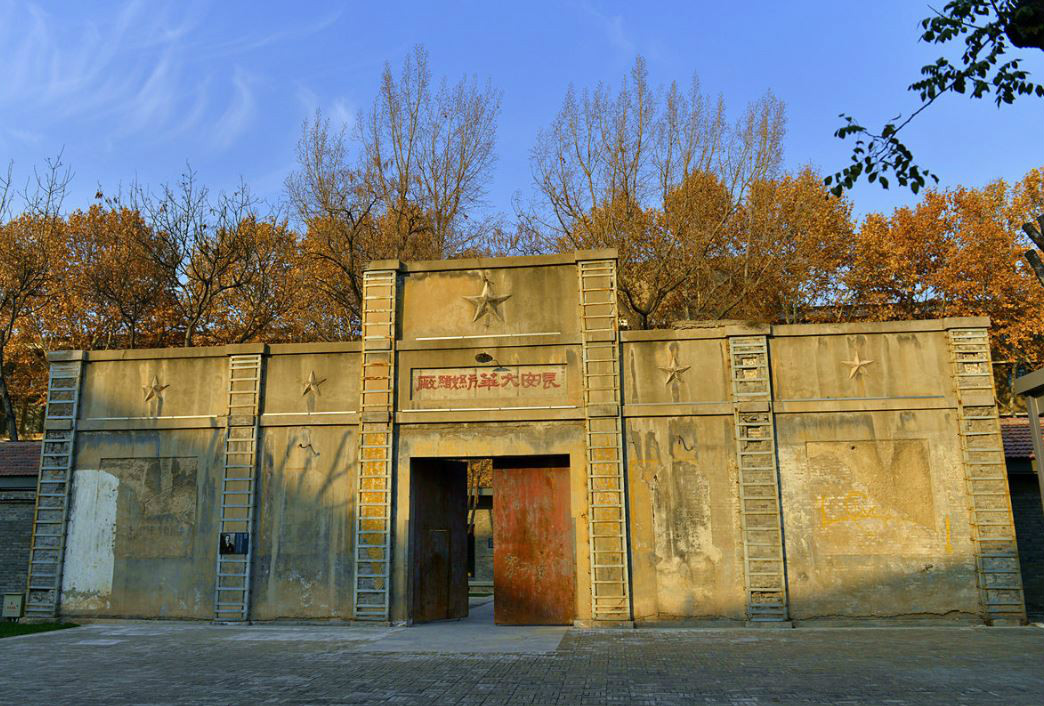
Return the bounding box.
[411,366,567,401]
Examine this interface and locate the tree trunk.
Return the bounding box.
[17,396,29,438]
[1026,249,1044,288]
[0,352,20,441]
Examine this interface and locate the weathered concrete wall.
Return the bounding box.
[775,411,978,621]
[770,324,982,622]
[43,250,1021,625]
[63,429,224,618]
[400,260,581,342]
[252,424,356,620]
[626,415,745,623]
[60,344,363,621]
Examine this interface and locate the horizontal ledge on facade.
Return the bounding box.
[622,402,733,417]
[395,406,584,424]
[586,403,620,418]
[770,316,990,338]
[735,400,771,413]
[620,316,992,343]
[399,334,576,350]
[46,350,86,362]
[773,395,953,414]
[402,404,579,412]
[260,412,358,426]
[372,249,618,274]
[79,415,224,431]
[267,341,362,355]
[68,343,267,362]
[621,325,765,342]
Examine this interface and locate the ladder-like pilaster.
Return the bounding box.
[24,357,84,619]
[353,268,398,621]
[213,353,264,622]
[728,336,789,623]
[577,258,631,622]
[948,328,1026,625]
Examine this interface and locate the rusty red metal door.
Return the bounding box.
[492,455,575,625]
[410,459,469,623]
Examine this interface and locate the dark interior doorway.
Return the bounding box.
[410,458,469,623]
[409,454,575,626]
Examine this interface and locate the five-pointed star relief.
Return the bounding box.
[463,279,511,322]
[142,375,169,402]
[659,350,691,387]
[302,370,326,397]
[841,353,874,379]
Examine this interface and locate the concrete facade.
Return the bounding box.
[25,250,1027,625]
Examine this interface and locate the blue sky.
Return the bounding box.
[1,0,1041,222]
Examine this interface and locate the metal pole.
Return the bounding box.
[1025,393,1044,516]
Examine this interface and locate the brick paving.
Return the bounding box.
[0,621,1041,705]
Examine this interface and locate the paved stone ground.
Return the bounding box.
[1,602,1041,706]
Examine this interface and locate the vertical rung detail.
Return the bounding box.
[354,268,399,621]
[947,328,1026,625]
[728,336,789,623]
[24,358,85,619]
[577,258,632,622]
[214,353,264,622]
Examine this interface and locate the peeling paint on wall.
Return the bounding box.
[61,469,118,611]
[629,418,739,620]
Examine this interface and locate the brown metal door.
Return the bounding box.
[492,455,575,625]
[410,459,469,623]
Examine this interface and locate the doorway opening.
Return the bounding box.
[408,454,575,626]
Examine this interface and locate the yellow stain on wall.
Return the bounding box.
[817,490,886,527]
[945,515,953,554]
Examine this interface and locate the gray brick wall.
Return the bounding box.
[0,489,36,596]
[1011,475,1044,618]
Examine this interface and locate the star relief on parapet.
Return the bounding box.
[841,353,874,379]
[659,350,691,387]
[463,278,511,323]
[302,370,326,397]
[142,375,169,402]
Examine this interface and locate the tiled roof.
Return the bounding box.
[0,441,41,476]
[1000,418,1043,461]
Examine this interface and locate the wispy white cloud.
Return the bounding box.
[0,1,338,151]
[329,98,356,132]
[212,69,257,149]
[293,84,357,133]
[295,83,321,115]
[579,2,637,56]
[205,10,342,57]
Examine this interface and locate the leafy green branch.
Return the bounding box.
[828,0,1044,197]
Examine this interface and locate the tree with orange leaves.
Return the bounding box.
[61,204,173,349]
[0,156,70,439]
[844,167,1044,408]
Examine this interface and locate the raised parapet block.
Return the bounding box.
[397,252,593,344]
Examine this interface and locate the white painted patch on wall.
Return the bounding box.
[60,469,118,611]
